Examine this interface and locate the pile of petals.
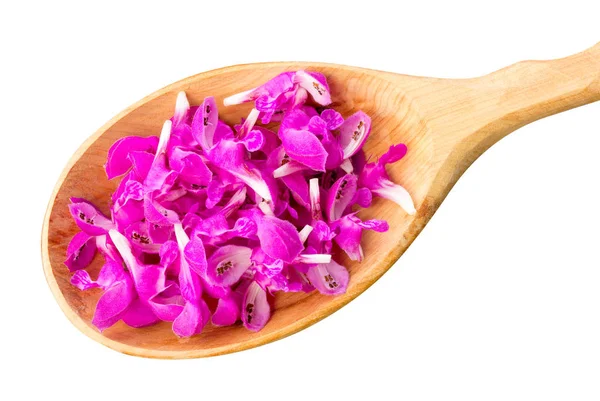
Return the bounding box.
[66,70,416,337]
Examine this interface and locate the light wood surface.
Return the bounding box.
[42,43,600,359]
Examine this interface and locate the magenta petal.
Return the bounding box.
[70,257,125,291]
[323,136,344,170]
[206,245,253,287]
[105,136,159,179]
[202,277,230,298]
[65,232,97,272]
[280,108,311,132]
[149,284,185,321]
[326,174,358,221]
[339,111,371,159]
[380,143,408,165]
[128,151,155,181]
[358,218,389,232]
[255,214,303,263]
[306,260,349,295]
[69,200,114,235]
[150,297,184,322]
[122,298,160,328]
[330,215,363,261]
[169,147,212,186]
[242,281,270,332]
[212,295,240,327]
[254,126,279,155]
[184,232,208,277]
[358,143,415,215]
[174,224,202,303]
[159,240,179,266]
[320,109,344,130]
[331,214,388,261]
[144,155,178,193]
[109,230,166,301]
[172,299,210,337]
[352,187,372,208]
[92,275,135,331]
[97,258,129,287]
[192,97,218,152]
[209,139,274,202]
[124,221,160,253]
[112,180,145,230]
[148,223,173,244]
[143,194,179,225]
[241,129,265,152]
[70,270,100,291]
[294,70,332,106]
[95,236,122,266]
[279,128,328,171]
[206,179,225,209]
[281,172,310,208]
[230,217,257,238]
[307,115,329,138]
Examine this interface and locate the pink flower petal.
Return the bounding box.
[339,111,371,159]
[212,295,240,327]
[294,70,332,106]
[105,136,158,179]
[143,194,179,225]
[183,232,208,277]
[242,281,270,331]
[124,221,161,253]
[191,97,218,152]
[206,245,253,287]
[109,229,166,302]
[68,199,114,236]
[306,260,349,295]
[169,147,212,186]
[92,275,135,331]
[65,232,97,272]
[172,299,210,337]
[122,298,160,328]
[320,109,344,130]
[325,174,358,221]
[255,214,303,263]
[279,128,328,171]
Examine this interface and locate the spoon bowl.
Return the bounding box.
[42,43,600,358]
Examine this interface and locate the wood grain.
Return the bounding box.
[42,43,600,358]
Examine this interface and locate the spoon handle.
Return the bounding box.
[481,42,600,131]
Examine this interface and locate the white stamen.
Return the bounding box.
[173,223,190,248]
[174,91,190,125]
[230,168,272,202]
[273,161,306,178]
[296,254,332,264]
[298,225,313,243]
[108,229,136,268]
[239,108,260,137]
[309,178,321,217]
[258,200,274,216]
[154,119,172,163]
[373,180,416,215]
[223,88,256,106]
[340,158,354,174]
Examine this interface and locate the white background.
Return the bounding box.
[1,1,599,400]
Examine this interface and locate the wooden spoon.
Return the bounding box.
[42,43,600,359]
